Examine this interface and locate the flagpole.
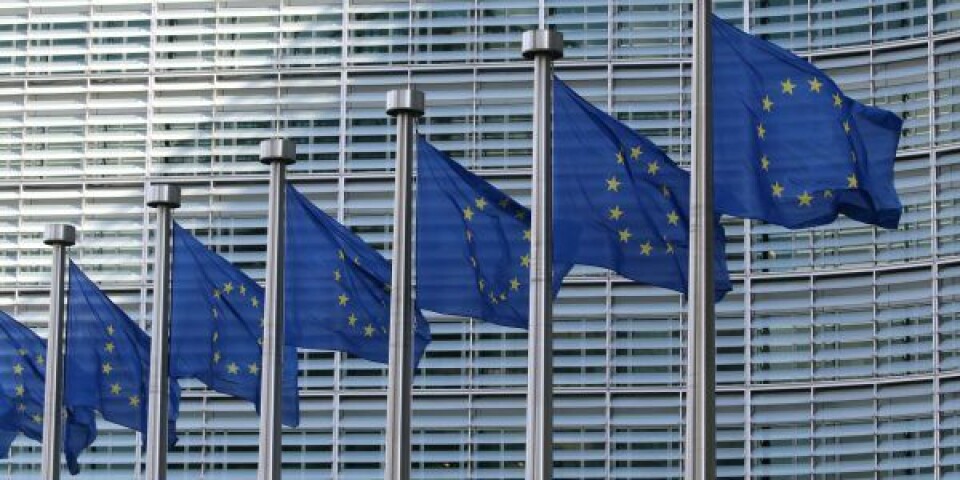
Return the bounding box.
[521,29,562,480]
[41,223,76,480]
[257,138,296,480]
[384,88,423,480]
[145,184,181,480]
[686,2,716,480]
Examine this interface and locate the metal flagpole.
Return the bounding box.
[145,184,181,480]
[41,223,76,480]
[257,138,296,480]
[384,88,423,480]
[520,29,562,480]
[685,1,717,480]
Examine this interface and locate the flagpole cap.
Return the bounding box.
[386,89,425,117]
[146,184,181,209]
[259,138,297,166]
[521,29,563,60]
[43,224,76,247]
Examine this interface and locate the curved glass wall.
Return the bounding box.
[0,0,956,478]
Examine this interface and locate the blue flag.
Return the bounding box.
[416,136,574,329]
[0,310,96,474]
[553,78,732,298]
[65,262,178,445]
[712,15,903,229]
[286,185,431,364]
[170,223,299,427]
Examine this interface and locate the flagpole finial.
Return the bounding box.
[259,138,296,166]
[43,224,76,247]
[386,89,425,118]
[521,29,563,60]
[147,184,182,209]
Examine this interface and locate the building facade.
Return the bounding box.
[0,0,956,478]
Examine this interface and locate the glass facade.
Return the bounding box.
[0,0,956,478]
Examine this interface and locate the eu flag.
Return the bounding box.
[553,78,732,297]
[416,136,574,329]
[285,185,431,364]
[170,223,300,427]
[0,310,96,474]
[65,262,178,445]
[712,15,903,229]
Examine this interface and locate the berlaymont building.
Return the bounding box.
[0,0,956,479]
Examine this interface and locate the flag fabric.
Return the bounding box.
[0,310,96,474]
[285,185,431,364]
[553,77,732,298]
[170,223,300,427]
[415,136,575,329]
[712,14,903,229]
[65,262,179,445]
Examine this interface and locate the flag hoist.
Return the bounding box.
[384,88,424,480]
[40,223,76,480]
[258,138,296,480]
[145,184,181,480]
[520,29,562,480]
[686,1,717,479]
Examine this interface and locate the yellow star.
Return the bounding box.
[757,123,766,139]
[847,174,858,188]
[12,363,22,375]
[223,282,233,294]
[523,229,531,241]
[32,414,42,424]
[762,95,774,112]
[616,151,625,164]
[348,313,358,326]
[824,190,834,198]
[212,331,219,342]
[498,198,509,208]
[364,324,376,337]
[478,279,485,291]
[239,284,247,295]
[808,77,823,93]
[212,307,218,318]
[781,78,796,94]
[248,363,260,375]
[475,197,487,210]
[470,256,477,267]
[772,182,785,198]
[761,155,770,171]
[510,277,521,291]
[106,325,115,336]
[17,349,26,356]
[850,151,857,163]
[102,363,113,375]
[337,249,346,261]
[514,210,526,220]
[463,206,474,221]
[631,146,642,159]
[606,176,621,192]
[843,121,851,134]
[666,242,675,254]
[338,293,349,306]
[499,292,507,301]
[640,241,653,256]
[833,93,843,108]
[520,254,530,267]
[333,269,341,282]
[213,351,221,363]
[618,228,632,243]
[129,395,140,407]
[608,206,624,220]
[466,230,474,242]
[212,289,220,299]
[16,403,25,413]
[798,191,813,207]
[35,355,44,366]
[226,362,239,375]
[353,255,361,265]
[110,383,121,395]
[661,185,670,198]
[251,296,259,308]
[488,292,498,304]
[14,385,24,397]
[647,160,660,175]
[104,342,115,354]
[666,210,680,226]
